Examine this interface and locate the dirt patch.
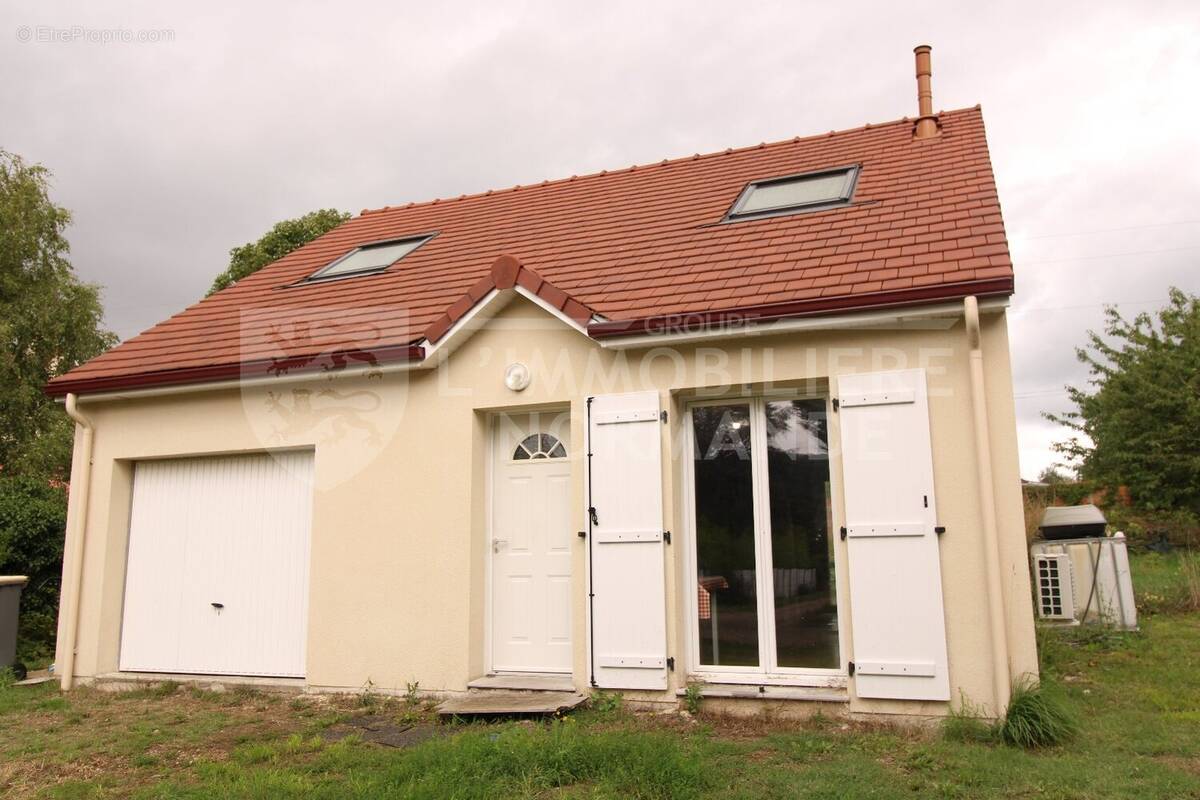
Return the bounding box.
[689,708,925,741]
[1155,755,1200,777]
[323,714,448,748]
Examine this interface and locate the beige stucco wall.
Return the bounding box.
[56,294,1037,717]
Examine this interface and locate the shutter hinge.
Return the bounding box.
[935,526,946,536]
[839,526,847,541]
[589,507,599,526]
[832,397,839,412]
[661,409,668,423]
[848,660,855,676]
[577,530,587,539]
[666,657,675,672]
[663,530,671,544]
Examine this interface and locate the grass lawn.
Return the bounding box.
[2,552,1198,799]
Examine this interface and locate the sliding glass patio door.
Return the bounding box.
[688,396,840,677]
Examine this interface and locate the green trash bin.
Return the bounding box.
[0,576,28,680]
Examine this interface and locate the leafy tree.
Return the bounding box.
[1047,288,1200,511]
[1037,466,1071,485]
[207,208,350,295]
[0,149,115,478]
[0,476,67,661]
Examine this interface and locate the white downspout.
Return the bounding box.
[963,297,1012,715]
[59,393,94,690]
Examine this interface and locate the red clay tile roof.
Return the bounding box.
[47,106,1014,396]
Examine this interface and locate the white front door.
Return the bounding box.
[491,412,573,673]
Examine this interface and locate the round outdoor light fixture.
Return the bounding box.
[504,362,531,392]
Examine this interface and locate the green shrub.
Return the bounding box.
[1105,506,1198,552]
[0,476,67,662]
[944,680,1079,749]
[683,682,703,715]
[588,689,622,714]
[998,677,1078,748]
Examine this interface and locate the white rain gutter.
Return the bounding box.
[596,297,1010,350]
[963,296,1012,715]
[66,357,428,403]
[59,393,94,690]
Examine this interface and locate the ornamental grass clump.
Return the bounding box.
[998,677,1078,749]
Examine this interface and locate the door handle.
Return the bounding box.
[211,602,224,614]
[492,539,507,554]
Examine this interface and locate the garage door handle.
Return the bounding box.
[211,602,224,609]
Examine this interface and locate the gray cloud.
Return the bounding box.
[3,0,1198,479]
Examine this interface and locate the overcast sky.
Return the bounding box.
[3,0,1198,479]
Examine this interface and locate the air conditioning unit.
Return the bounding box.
[1033,553,1075,620]
[1030,513,1138,630]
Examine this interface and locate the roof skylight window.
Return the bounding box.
[726,166,859,221]
[307,234,434,281]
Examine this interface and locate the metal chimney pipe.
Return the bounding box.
[914,45,938,139]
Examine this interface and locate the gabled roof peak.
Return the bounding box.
[422,254,593,345]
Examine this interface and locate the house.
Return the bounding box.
[47,46,1037,719]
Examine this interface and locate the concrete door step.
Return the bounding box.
[467,672,576,692]
[438,690,587,718]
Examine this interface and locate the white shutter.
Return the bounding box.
[586,391,668,689]
[837,369,950,701]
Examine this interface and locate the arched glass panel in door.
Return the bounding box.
[513,433,567,460]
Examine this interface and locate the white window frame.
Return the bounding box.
[681,393,848,688]
[508,432,568,463]
[723,165,860,222]
[304,233,435,283]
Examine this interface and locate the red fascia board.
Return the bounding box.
[44,343,426,398]
[587,278,1015,339]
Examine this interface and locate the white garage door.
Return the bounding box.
[119,451,314,677]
